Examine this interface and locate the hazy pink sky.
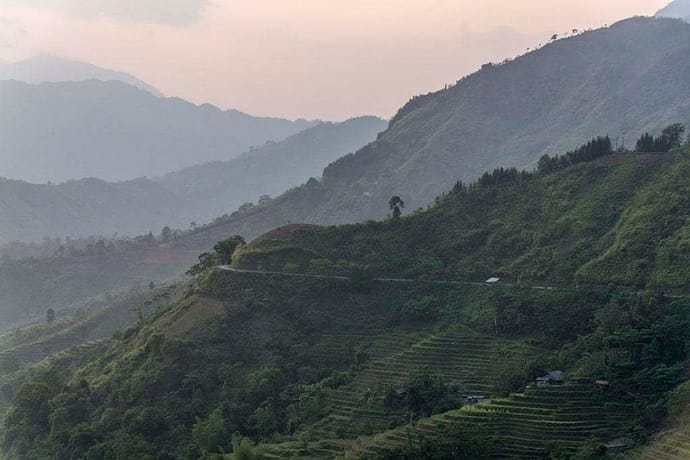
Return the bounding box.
[0,0,670,120]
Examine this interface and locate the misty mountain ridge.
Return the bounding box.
[182,16,690,243]
[657,0,690,21]
[0,79,318,183]
[0,176,194,244]
[0,117,385,244]
[0,54,163,96]
[156,116,387,222]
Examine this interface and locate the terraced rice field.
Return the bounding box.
[350,384,635,459]
[0,313,93,366]
[262,326,544,459]
[304,325,537,441]
[641,428,690,459]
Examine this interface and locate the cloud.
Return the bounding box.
[0,0,210,25]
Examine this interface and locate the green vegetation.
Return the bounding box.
[3,133,690,457]
[234,144,690,292]
[187,236,246,276]
[180,17,690,246]
[636,124,686,153]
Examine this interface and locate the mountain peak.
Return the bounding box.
[657,0,690,21]
[0,54,163,97]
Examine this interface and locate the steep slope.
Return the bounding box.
[0,176,194,243]
[0,55,162,96]
[657,0,690,21]
[0,243,198,331]
[181,17,690,241]
[157,116,387,222]
[4,147,690,459]
[234,150,690,291]
[0,80,316,183]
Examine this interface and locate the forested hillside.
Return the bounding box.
[4,141,690,459]
[0,177,196,244]
[0,80,316,183]
[181,17,690,243]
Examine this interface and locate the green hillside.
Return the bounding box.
[3,144,690,459]
[233,150,690,291]
[175,17,690,243]
[0,244,198,331]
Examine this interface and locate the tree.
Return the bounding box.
[389,196,405,219]
[636,133,655,152]
[636,124,685,152]
[46,308,56,324]
[160,226,172,242]
[213,235,246,266]
[187,235,246,276]
[660,123,685,151]
[192,408,228,454]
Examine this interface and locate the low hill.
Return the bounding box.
[156,117,387,222]
[178,17,690,242]
[0,80,316,183]
[0,176,194,243]
[3,145,690,459]
[0,55,162,96]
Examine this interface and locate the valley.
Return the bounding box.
[1,8,690,460]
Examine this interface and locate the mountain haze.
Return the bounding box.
[157,116,387,222]
[0,177,194,243]
[0,80,317,183]
[182,17,690,242]
[0,55,163,96]
[0,117,385,244]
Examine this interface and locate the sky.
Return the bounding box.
[0,0,671,120]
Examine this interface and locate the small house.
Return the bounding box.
[465,395,489,404]
[485,277,501,284]
[536,370,565,387]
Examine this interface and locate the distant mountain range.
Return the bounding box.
[657,0,690,21]
[156,116,387,222]
[181,17,690,243]
[0,117,385,243]
[0,55,163,96]
[0,80,317,183]
[0,177,193,243]
[4,18,690,246]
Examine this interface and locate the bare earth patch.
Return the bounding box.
[165,297,226,337]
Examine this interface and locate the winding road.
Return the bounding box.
[217,266,690,299]
[216,266,554,290]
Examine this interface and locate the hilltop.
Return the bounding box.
[3,142,690,458]
[0,80,316,183]
[180,17,690,243]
